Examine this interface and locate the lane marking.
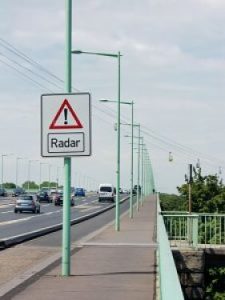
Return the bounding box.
[0,204,14,209]
[0,198,106,226]
[0,216,34,226]
[1,210,13,214]
[79,205,102,212]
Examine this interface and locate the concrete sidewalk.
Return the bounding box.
[1,195,157,300]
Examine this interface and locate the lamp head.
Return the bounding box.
[71,50,83,54]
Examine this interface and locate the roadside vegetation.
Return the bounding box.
[160,167,225,213]
[160,167,225,300]
[1,181,61,190]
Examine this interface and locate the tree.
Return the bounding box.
[3,182,16,189]
[40,181,58,189]
[177,168,225,213]
[22,181,39,189]
[160,193,187,211]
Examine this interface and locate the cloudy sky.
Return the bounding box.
[0,0,225,193]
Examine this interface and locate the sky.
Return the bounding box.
[0,0,225,193]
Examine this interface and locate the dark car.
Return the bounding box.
[133,185,141,195]
[0,188,7,196]
[12,187,25,197]
[37,191,51,203]
[14,195,40,214]
[54,192,74,206]
[74,188,85,197]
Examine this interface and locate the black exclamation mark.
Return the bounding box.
[64,108,68,125]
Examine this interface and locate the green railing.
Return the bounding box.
[162,212,225,248]
[157,195,184,300]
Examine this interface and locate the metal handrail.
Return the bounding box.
[163,212,225,247]
[157,194,184,299]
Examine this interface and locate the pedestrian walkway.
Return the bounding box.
[2,195,157,300]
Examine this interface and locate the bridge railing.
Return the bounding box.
[157,194,184,299]
[162,211,225,248]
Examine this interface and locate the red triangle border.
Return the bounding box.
[49,99,83,130]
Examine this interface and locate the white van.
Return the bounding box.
[98,183,115,202]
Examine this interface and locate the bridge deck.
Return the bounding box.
[0,195,157,300]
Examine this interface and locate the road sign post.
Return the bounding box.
[41,92,91,277]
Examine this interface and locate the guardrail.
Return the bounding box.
[162,212,225,248]
[157,194,184,300]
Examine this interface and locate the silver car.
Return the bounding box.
[14,195,40,214]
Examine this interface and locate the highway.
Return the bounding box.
[0,193,131,247]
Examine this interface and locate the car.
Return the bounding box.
[0,188,7,197]
[119,188,123,194]
[122,189,129,194]
[54,192,75,206]
[98,184,115,202]
[74,187,85,197]
[133,185,141,195]
[37,191,51,203]
[49,190,59,202]
[12,187,25,197]
[14,195,40,214]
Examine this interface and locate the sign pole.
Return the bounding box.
[62,0,72,276]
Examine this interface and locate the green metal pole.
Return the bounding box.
[130,101,134,218]
[145,151,149,195]
[1,155,3,189]
[136,125,140,211]
[62,0,72,276]
[141,140,144,205]
[146,155,149,195]
[115,51,121,231]
[144,148,147,197]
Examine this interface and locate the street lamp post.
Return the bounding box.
[72,50,122,231]
[39,162,48,191]
[27,160,38,192]
[1,154,13,189]
[139,137,144,207]
[100,100,134,219]
[16,157,23,188]
[125,126,142,211]
[48,164,52,190]
[62,0,72,277]
[56,167,62,190]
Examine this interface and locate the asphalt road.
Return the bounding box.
[24,196,131,248]
[0,194,131,243]
[0,194,112,239]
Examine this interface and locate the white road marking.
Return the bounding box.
[0,200,102,226]
[0,204,14,209]
[79,205,102,212]
[0,216,34,226]
[44,210,61,216]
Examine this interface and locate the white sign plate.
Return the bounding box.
[41,93,91,157]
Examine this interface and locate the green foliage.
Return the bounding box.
[160,193,187,211]
[22,181,39,189]
[205,267,225,299]
[40,181,58,189]
[3,182,16,189]
[177,168,225,213]
[175,168,225,298]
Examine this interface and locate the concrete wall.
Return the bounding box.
[172,249,205,300]
[172,248,225,299]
